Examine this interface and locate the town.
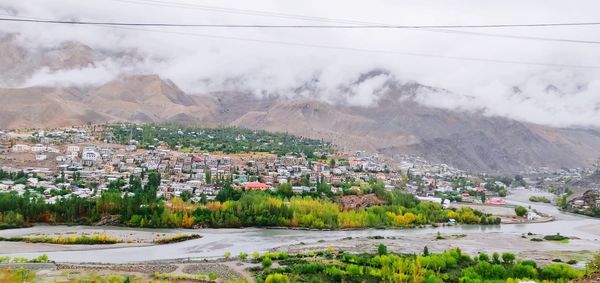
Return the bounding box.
[0,123,598,217]
[0,124,498,207]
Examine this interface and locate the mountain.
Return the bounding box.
[2,37,600,173]
[0,75,217,128]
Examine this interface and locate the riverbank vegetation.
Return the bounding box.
[0,233,120,245]
[249,246,586,283]
[543,233,570,243]
[154,234,202,244]
[0,172,499,230]
[0,254,50,264]
[154,271,217,282]
[191,190,500,229]
[529,196,551,203]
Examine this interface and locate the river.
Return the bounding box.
[1,189,598,263]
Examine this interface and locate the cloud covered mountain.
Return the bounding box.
[2,38,600,173]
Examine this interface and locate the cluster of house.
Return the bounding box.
[0,125,557,207]
[0,127,416,203]
[569,189,600,210]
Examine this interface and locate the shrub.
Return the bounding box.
[509,262,537,279]
[208,272,217,281]
[540,263,583,280]
[346,264,363,277]
[154,234,202,244]
[378,244,388,256]
[492,252,500,264]
[588,251,600,272]
[294,263,326,274]
[262,256,273,269]
[325,267,345,281]
[514,206,527,217]
[265,273,290,283]
[29,254,49,263]
[544,233,569,241]
[502,252,515,265]
[529,196,551,203]
[239,252,248,261]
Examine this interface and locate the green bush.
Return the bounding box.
[544,233,569,241]
[265,273,290,283]
[529,196,551,203]
[502,252,515,265]
[208,272,217,281]
[262,256,273,269]
[378,244,388,256]
[540,263,583,280]
[514,206,527,217]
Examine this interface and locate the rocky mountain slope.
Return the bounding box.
[2,35,600,173]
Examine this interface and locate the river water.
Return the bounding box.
[1,189,598,263]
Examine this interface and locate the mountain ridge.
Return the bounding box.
[2,38,600,173]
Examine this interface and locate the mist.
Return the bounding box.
[1,0,600,128]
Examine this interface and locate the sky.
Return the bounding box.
[1,0,600,128]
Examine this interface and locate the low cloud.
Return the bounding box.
[23,59,123,87]
[1,0,600,127]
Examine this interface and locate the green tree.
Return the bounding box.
[205,170,212,185]
[378,243,388,256]
[276,183,293,198]
[501,252,515,264]
[492,252,501,264]
[180,191,192,202]
[514,206,527,217]
[558,195,568,209]
[262,256,273,268]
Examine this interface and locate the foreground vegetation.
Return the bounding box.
[1,250,599,282]
[154,271,218,282]
[249,246,589,283]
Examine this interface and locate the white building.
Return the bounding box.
[12,144,30,152]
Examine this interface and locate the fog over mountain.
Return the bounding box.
[2,0,600,172]
[2,0,600,127]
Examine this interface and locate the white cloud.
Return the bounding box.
[23,59,122,87]
[1,0,600,127]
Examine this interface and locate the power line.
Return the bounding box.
[426,29,600,44]
[110,0,365,25]
[108,0,600,44]
[103,25,600,69]
[4,14,599,69]
[2,16,600,29]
